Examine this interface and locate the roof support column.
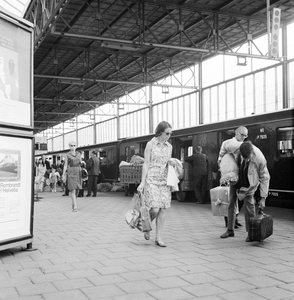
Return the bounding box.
[149,85,153,134]
[62,123,65,150]
[198,60,203,124]
[282,24,289,108]
[75,118,78,146]
[117,105,120,140]
[93,113,97,145]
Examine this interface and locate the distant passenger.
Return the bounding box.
[86,150,100,197]
[221,141,270,242]
[218,126,248,230]
[185,146,208,204]
[62,142,82,212]
[49,167,60,192]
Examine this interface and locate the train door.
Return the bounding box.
[170,136,194,201]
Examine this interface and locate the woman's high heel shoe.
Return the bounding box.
[144,232,150,240]
[155,240,166,247]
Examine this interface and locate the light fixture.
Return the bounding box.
[162,86,169,94]
[237,56,247,66]
[101,41,139,51]
[90,114,95,120]
[59,79,85,85]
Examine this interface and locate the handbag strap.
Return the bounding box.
[137,191,146,208]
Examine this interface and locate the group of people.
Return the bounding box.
[34,155,64,193]
[137,121,270,247]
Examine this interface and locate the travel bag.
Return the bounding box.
[248,209,273,242]
[125,193,141,229]
[140,193,152,232]
[210,186,230,217]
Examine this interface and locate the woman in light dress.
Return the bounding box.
[62,142,82,212]
[35,158,47,192]
[137,121,175,247]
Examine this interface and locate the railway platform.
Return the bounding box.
[0,190,294,300]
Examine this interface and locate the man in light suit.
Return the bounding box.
[86,151,100,197]
[221,141,270,242]
[218,126,248,232]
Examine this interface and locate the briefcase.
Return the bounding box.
[248,210,273,242]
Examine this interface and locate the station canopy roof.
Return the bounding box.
[22,0,294,134]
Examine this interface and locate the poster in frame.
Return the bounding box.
[0,133,34,249]
[0,11,34,129]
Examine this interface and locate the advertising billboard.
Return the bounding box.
[0,10,34,251]
[0,12,33,128]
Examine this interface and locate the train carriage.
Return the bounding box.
[43,109,294,208]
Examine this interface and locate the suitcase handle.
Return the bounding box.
[258,208,265,215]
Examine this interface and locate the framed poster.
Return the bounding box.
[0,134,34,247]
[0,12,33,128]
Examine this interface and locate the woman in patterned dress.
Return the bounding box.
[137,121,175,247]
[62,141,82,212]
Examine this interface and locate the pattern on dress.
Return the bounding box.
[67,152,82,190]
[144,137,172,209]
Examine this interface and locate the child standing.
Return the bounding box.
[50,167,60,192]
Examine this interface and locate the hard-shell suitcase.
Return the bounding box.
[248,210,273,242]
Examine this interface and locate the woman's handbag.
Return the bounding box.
[125,193,142,229]
[140,194,152,232]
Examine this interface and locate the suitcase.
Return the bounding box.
[248,210,273,242]
[210,186,230,217]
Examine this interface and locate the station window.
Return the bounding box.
[277,127,294,157]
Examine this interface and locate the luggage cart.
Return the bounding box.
[120,165,142,196]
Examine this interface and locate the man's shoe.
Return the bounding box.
[234,224,239,229]
[220,230,234,238]
[235,220,242,227]
[86,195,91,197]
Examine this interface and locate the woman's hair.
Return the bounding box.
[38,158,45,167]
[155,121,172,137]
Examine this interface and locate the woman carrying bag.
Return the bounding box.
[137,121,175,247]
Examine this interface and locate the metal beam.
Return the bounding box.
[51,31,281,61]
[34,74,198,89]
[34,97,148,105]
[125,0,268,22]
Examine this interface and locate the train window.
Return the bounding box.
[277,127,294,157]
[188,146,193,156]
[99,151,106,158]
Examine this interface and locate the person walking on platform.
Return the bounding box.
[221,141,270,241]
[137,121,175,247]
[185,146,208,204]
[218,126,248,229]
[62,141,82,212]
[86,150,100,197]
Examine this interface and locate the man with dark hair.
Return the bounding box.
[86,150,100,197]
[221,141,270,242]
[185,146,208,204]
[218,126,248,233]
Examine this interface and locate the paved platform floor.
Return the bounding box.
[1,191,294,300]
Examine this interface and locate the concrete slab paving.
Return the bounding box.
[0,191,294,300]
